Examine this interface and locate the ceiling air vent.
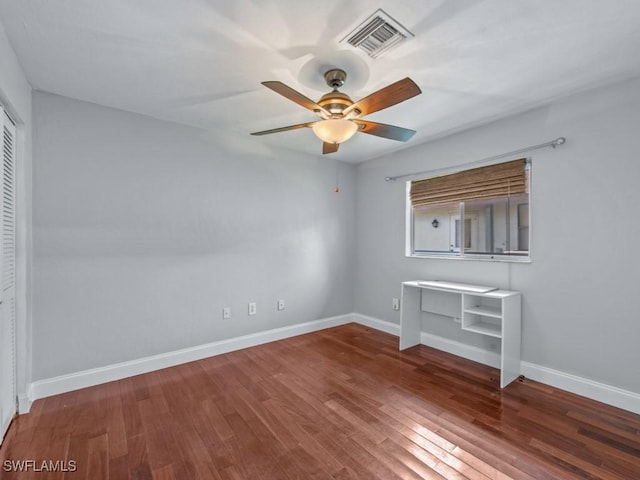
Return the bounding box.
[341,9,414,59]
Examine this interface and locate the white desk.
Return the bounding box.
[400,280,522,388]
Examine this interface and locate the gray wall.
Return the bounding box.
[354,76,640,394]
[32,92,356,380]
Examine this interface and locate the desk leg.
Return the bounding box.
[500,295,522,387]
[400,285,422,350]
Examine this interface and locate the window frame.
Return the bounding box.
[405,158,532,263]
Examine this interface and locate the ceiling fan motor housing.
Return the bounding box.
[319,69,362,117]
[318,90,354,116]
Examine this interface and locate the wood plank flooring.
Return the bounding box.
[1,323,639,479]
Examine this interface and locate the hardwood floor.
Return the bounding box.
[1,323,639,479]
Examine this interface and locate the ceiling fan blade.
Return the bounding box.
[354,120,416,142]
[250,122,316,136]
[344,78,421,117]
[323,142,339,154]
[261,81,329,117]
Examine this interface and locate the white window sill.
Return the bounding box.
[407,253,532,263]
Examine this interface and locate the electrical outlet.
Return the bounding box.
[277,299,285,311]
[248,302,257,316]
[222,307,231,320]
[392,298,400,311]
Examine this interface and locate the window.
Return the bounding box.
[407,158,530,260]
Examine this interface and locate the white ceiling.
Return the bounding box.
[2,0,640,163]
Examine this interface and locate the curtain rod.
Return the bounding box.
[384,136,566,182]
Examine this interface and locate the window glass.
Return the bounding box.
[413,202,459,254]
[462,195,528,256]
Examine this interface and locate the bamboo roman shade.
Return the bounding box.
[410,158,527,207]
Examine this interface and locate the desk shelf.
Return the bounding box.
[462,294,504,339]
[461,319,502,338]
[463,305,502,318]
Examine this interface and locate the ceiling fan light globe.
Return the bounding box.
[312,119,358,144]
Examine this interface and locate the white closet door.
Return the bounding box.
[0,107,17,443]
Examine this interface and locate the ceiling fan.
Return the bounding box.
[250,69,422,154]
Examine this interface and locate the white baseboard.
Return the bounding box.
[352,313,500,368]
[18,392,32,414]
[22,312,640,417]
[25,314,354,410]
[351,313,640,415]
[419,332,501,369]
[351,313,400,336]
[521,362,640,415]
